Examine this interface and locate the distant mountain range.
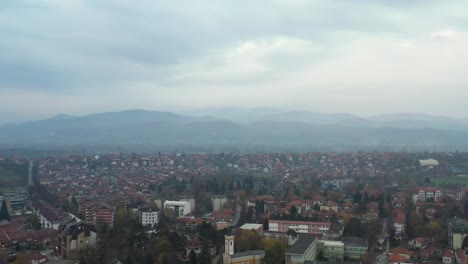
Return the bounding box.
[1,109,468,153]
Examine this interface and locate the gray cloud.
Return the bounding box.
[1,0,468,121]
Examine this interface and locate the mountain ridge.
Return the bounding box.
[1,109,468,152]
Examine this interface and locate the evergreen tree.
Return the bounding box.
[289,205,298,219]
[0,200,9,221]
[198,240,211,264]
[363,192,370,204]
[263,218,269,231]
[189,250,197,264]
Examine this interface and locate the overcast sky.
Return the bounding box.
[1,0,468,123]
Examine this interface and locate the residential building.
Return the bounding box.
[448,217,468,250]
[284,234,317,264]
[412,187,443,203]
[85,205,114,227]
[32,200,70,230]
[212,195,229,212]
[58,220,97,260]
[393,208,406,236]
[30,253,47,264]
[443,249,453,264]
[388,246,412,261]
[164,200,191,217]
[408,237,428,249]
[139,205,159,227]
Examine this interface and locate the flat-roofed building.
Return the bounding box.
[324,241,344,262]
[343,237,368,260]
[269,220,331,235]
[164,200,191,217]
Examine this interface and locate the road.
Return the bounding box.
[232,204,242,227]
[28,160,34,186]
[375,218,389,264]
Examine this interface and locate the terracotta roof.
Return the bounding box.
[443,249,453,258]
[389,254,406,262]
[391,246,412,256]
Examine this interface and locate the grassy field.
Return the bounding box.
[0,164,27,187]
[432,175,468,187]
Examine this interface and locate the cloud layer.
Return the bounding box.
[1,0,468,122]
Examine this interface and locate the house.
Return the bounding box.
[284,234,317,264]
[388,253,407,263]
[186,236,216,256]
[389,246,412,261]
[408,237,428,249]
[443,249,453,264]
[393,209,406,236]
[30,253,47,264]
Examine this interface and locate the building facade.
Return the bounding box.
[323,241,344,262]
[448,217,468,250]
[343,237,368,261]
[412,187,443,203]
[164,200,191,217]
[269,220,331,235]
[58,220,97,260]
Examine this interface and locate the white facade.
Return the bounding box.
[394,222,405,235]
[412,189,443,203]
[164,200,191,217]
[38,212,61,230]
[419,159,439,167]
[140,211,159,227]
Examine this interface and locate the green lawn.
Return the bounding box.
[0,165,27,187]
[432,175,468,187]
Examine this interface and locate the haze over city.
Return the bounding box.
[1,0,468,124]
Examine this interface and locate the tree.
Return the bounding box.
[151,235,173,262]
[189,250,197,264]
[263,218,269,231]
[29,213,41,229]
[289,205,298,219]
[427,221,441,245]
[363,192,370,204]
[287,229,298,239]
[264,239,286,264]
[313,203,320,211]
[237,230,262,252]
[353,192,362,204]
[198,240,211,264]
[0,200,9,221]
